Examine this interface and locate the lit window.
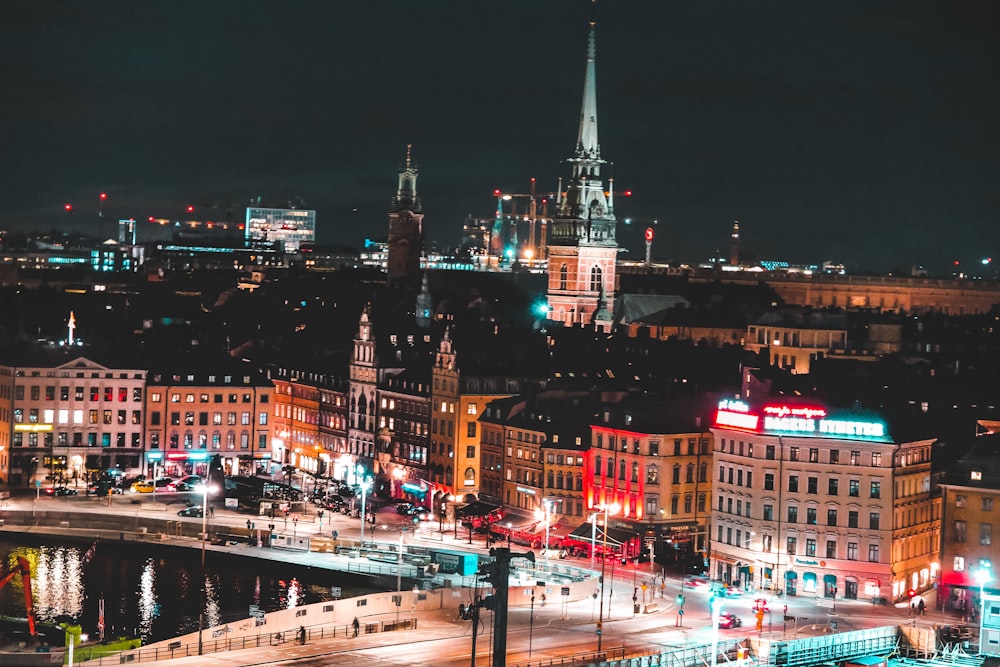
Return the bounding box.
[972,471,983,481]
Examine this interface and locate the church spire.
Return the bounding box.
[576,22,600,159]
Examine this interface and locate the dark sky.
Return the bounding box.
[2,1,998,274]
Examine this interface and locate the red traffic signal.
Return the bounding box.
[908,589,916,598]
[186,205,194,213]
[623,190,633,197]
[99,192,108,200]
[64,204,73,212]
[493,189,501,196]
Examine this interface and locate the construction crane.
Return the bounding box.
[492,178,553,263]
[0,557,37,636]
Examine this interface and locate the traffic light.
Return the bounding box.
[595,621,602,635]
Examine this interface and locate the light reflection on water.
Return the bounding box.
[0,539,372,642]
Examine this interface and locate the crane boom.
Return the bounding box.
[0,557,36,636]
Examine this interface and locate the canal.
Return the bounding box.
[0,536,376,643]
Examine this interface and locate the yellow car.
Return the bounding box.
[129,481,154,493]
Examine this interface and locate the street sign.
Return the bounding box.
[561,587,570,596]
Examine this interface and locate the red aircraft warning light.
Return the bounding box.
[186,205,195,213]
[99,192,108,201]
[64,204,73,212]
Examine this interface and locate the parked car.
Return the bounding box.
[153,477,175,488]
[177,506,204,518]
[405,505,430,518]
[43,486,78,496]
[130,481,155,493]
[396,503,414,515]
[719,612,742,629]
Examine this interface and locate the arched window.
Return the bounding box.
[631,461,639,483]
[618,459,626,481]
[606,458,614,477]
[590,265,603,292]
[575,473,583,491]
[686,463,695,483]
[464,467,476,484]
[556,472,564,489]
[594,455,602,477]
[646,464,659,484]
[547,471,554,488]
[559,264,568,291]
[699,461,708,482]
[672,464,681,484]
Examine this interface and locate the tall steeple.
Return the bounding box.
[545,19,619,332]
[576,23,600,161]
[553,21,614,242]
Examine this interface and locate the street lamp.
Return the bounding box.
[709,595,723,667]
[977,563,992,653]
[396,526,408,623]
[357,466,372,542]
[197,482,218,656]
[543,500,552,552]
[596,503,620,652]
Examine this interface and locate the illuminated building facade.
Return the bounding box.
[545,23,618,330]
[6,357,147,486]
[938,433,1000,615]
[746,310,848,375]
[710,398,938,603]
[144,366,274,480]
[245,207,316,253]
[589,396,713,561]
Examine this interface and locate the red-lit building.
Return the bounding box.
[587,395,714,563]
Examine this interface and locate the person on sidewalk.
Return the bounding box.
[352,617,360,637]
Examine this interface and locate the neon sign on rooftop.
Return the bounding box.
[713,400,890,441]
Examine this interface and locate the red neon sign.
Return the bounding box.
[645,227,654,242]
[762,405,827,420]
[714,410,759,431]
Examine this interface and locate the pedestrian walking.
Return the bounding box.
[352,617,360,637]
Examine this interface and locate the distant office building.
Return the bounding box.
[245,207,316,253]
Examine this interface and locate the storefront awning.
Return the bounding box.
[456,500,502,519]
[785,571,798,580]
[823,574,836,583]
[567,523,637,547]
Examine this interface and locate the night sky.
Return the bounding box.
[2,1,998,273]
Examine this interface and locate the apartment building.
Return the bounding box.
[711,398,937,603]
[6,356,146,485]
[939,433,1000,615]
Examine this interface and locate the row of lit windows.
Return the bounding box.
[719,527,881,563]
[14,432,141,448]
[595,433,710,457]
[151,411,265,426]
[16,386,142,402]
[719,438,884,467]
[150,391,266,404]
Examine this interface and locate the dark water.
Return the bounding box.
[0,537,374,643]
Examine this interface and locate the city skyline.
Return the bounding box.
[2,1,997,273]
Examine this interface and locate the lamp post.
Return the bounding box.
[977,563,992,653]
[709,595,723,667]
[451,495,459,539]
[396,526,408,624]
[507,522,513,547]
[357,467,372,542]
[590,513,598,569]
[544,500,552,552]
[197,482,218,656]
[596,503,620,652]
